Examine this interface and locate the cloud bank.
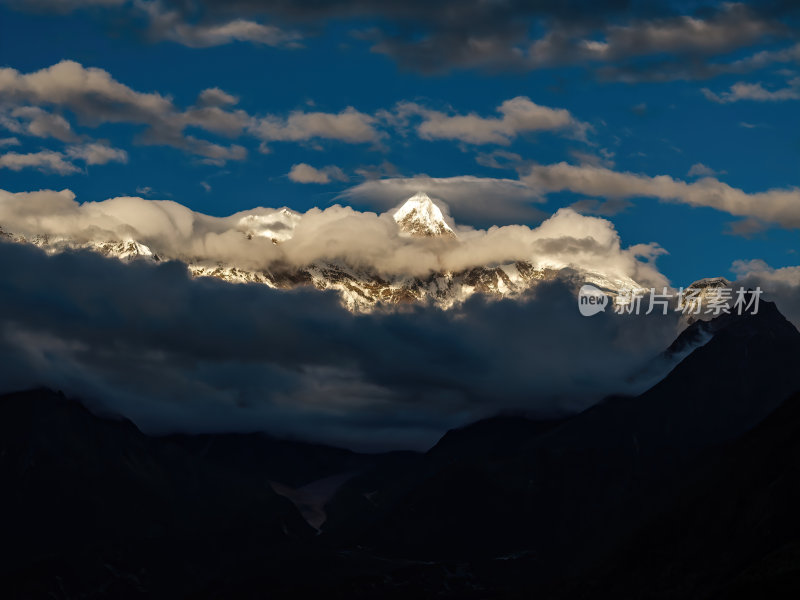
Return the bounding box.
[522,162,800,229]
[733,259,800,327]
[0,187,666,287]
[391,97,589,145]
[11,0,795,81]
[0,239,680,450]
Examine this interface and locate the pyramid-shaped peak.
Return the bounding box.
[393,192,456,238]
[687,276,732,289]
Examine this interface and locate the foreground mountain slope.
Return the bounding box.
[557,391,800,600]
[323,299,800,573]
[3,301,800,597]
[0,389,319,598]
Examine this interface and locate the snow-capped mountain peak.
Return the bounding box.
[87,239,157,261]
[0,191,654,313]
[686,276,732,290]
[393,192,456,238]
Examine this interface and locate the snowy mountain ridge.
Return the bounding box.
[1,193,650,313]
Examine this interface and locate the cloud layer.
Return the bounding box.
[522,162,800,229]
[0,187,666,287]
[733,259,800,327]
[392,97,588,145]
[0,238,680,450]
[11,0,795,81]
[0,60,591,170]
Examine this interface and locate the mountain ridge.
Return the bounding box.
[0,193,649,312]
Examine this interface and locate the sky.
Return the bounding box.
[1,0,799,285]
[2,1,800,449]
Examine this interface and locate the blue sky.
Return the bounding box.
[1,0,799,285]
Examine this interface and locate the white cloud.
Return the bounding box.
[0,141,127,174]
[0,60,172,124]
[0,106,78,142]
[0,187,667,288]
[526,3,779,81]
[522,162,800,229]
[732,259,800,328]
[702,77,800,103]
[724,42,800,75]
[136,0,302,48]
[66,142,128,165]
[288,163,348,184]
[0,60,246,162]
[600,5,774,59]
[0,137,20,148]
[197,87,239,107]
[0,150,80,174]
[687,162,724,178]
[393,97,588,145]
[251,107,383,150]
[732,259,800,286]
[0,238,680,449]
[0,61,598,169]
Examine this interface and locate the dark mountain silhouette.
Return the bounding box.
[556,391,800,600]
[165,431,392,488]
[322,299,800,576]
[2,299,800,598]
[0,389,321,598]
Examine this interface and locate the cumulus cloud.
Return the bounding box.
[288,163,348,184]
[137,0,303,48]
[0,239,680,450]
[0,60,248,162]
[0,150,81,174]
[0,137,21,148]
[361,0,787,78]
[725,41,800,73]
[0,186,667,288]
[687,162,725,177]
[0,142,127,174]
[522,162,800,229]
[732,259,800,328]
[531,3,779,76]
[4,0,796,81]
[251,107,383,150]
[0,106,79,142]
[733,259,800,286]
[65,142,128,165]
[0,60,174,126]
[0,60,399,162]
[702,77,800,103]
[197,87,239,107]
[392,97,589,145]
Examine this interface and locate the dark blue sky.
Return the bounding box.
[1,0,799,285]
